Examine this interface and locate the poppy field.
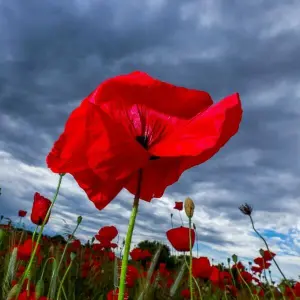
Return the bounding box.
[0,71,299,300]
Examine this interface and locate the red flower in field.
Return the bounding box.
[100,240,118,249]
[68,239,81,252]
[210,267,232,290]
[12,290,49,300]
[126,265,139,288]
[253,257,271,269]
[181,289,191,299]
[238,271,253,284]
[46,71,242,210]
[295,282,300,297]
[231,261,245,271]
[166,226,195,251]
[167,278,174,288]
[107,289,129,300]
[226,285,238,297]
[31,193,52,225]
[95,226,118,243]
[251,265,263,274]
[174,202,183,211]
[107,251,115,261]
[18,210,27,217]
[17,239,40,261]
[130,248,152,261]
[262,250,276,261]
[192,257,212,279]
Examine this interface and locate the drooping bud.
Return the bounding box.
[35,278,45,299]
[184,197,195,218]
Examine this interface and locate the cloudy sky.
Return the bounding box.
[1,0,300,283]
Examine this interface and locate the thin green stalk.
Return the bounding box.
[118,169,142,300]
[55,221,81,277]
[179,211,183,226]
[15,174,64,299]
[31,225,39,242]
[56,259,74,300]
[183,256,202,300]
[249,216,286,280]
[188,217,194,300]
[262,260,275,300]
[249,215,296,298]
[235,265,256,300]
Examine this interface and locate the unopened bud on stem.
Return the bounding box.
[184,197,195,218]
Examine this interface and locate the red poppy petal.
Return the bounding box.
[124,157,183,201]
[88,71,213,119]
[46,99,91,173]
[71,169,124,210]
[85,102,149,181]
[150,93,242,157]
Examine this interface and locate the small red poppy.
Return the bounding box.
[18,210,27,217]
[95,226,118,242]
[181,289,191,299]
[173,202,183,211]
[30,192,52,225]
[192,257,212,279]
[166,226,195,251]
[130,248,152,261]
[262,250,276,261]
[46,71,242,210]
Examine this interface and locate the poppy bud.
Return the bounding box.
[6,283,20,300]
[70,252,76,261]
[77,216,83,224]
[232,254,238,263]
[30,192,52,225]
[35,278,44,299]
[184,197,195,218]
[259,249,264,257]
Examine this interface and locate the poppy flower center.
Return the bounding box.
[136,135,160,160]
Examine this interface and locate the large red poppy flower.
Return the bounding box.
[46,71,242,209]
[31,192,52,225]
[166,226,195,251]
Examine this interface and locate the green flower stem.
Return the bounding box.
[31,225,39,242]
[235,265,256,300]
[249,215,296,298]
[15,174,64,299]
[249,216,286,280]
[183,256,202,300]
[56,222,81,277]
[262,260,275,300]
[188,217,194,300]
[118,170,142,300]
[56,260,73,300]
[227,261,236,287]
